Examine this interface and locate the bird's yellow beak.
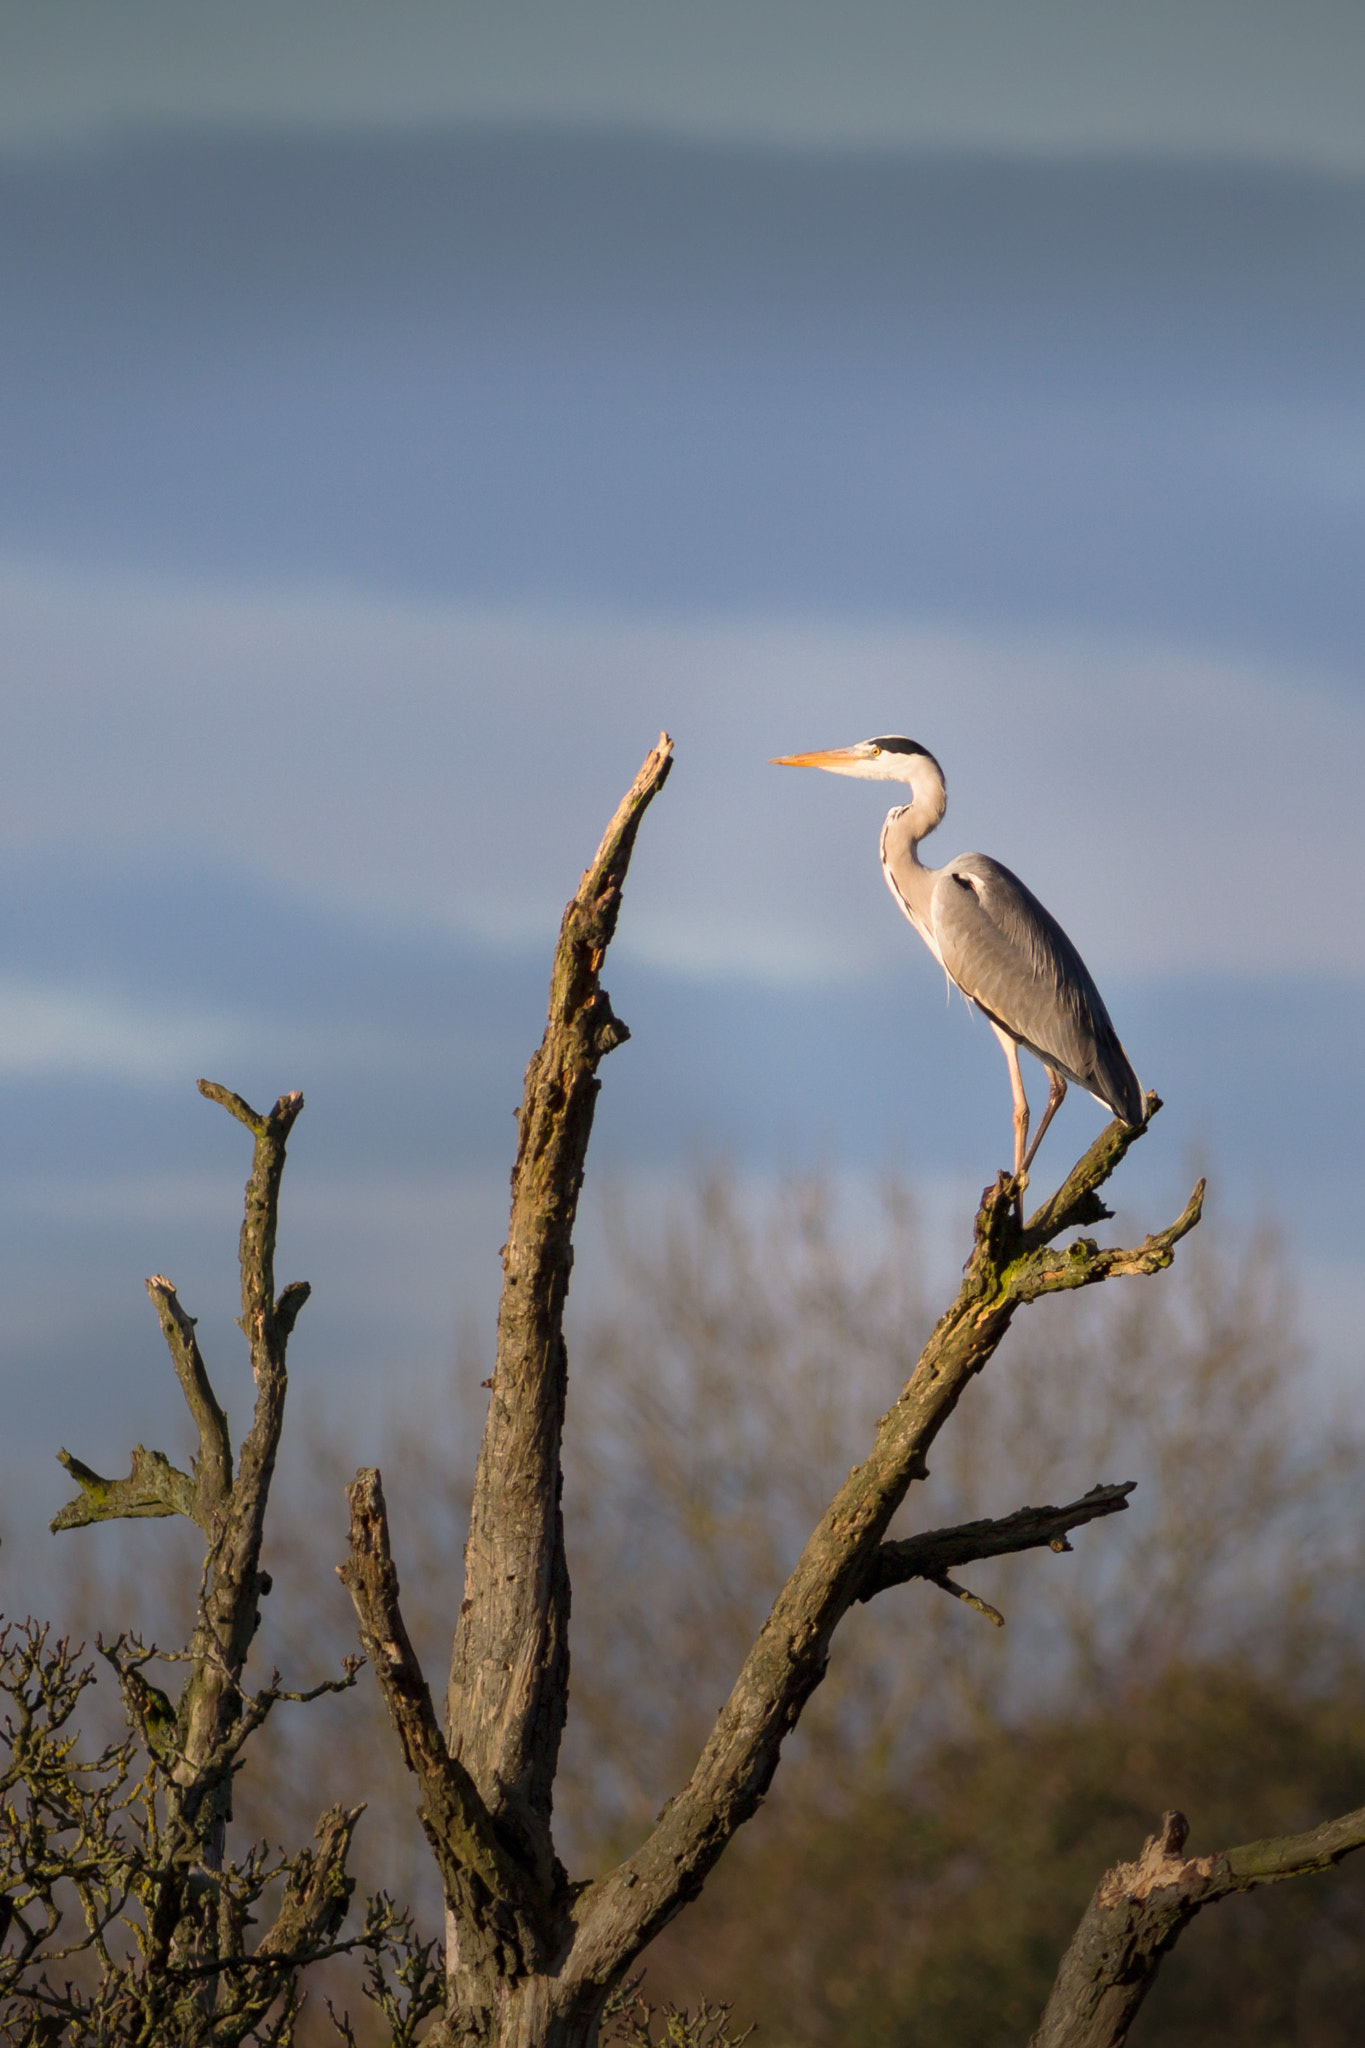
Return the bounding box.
[770,747,865,769]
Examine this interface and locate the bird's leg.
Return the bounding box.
[989,1022,1030,1212]
[1022,1068,1068,1176]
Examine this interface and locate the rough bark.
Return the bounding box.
[1032,1803,1365,2048]
[340,1468,552,1991]
[342,736,1204,2048]
[444,732,673,1900]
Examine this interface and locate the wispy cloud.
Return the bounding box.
[0,966,490,1087]
[2,560,1361,988]
[0,977,249,1083]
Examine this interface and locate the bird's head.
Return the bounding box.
[771,736,943,786]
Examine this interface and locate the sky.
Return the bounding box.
[1,2,1363,1547]
[6,1,1365,166]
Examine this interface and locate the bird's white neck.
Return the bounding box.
[886,751,947,861]
[878,755,948,954]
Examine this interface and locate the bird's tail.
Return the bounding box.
[1094,1035,1144,1127]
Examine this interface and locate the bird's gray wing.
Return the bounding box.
[930,854,1142,1122]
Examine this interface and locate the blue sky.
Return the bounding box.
[1,3,1362,1540]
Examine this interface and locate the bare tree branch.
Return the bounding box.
[923,1572,1008,1628]
[568,1135,1203,1983]
[1226,1806,1365,1884]
[146,1275,233,1530]
[859,1483,1137,1605]
[54,1080,313,1884]
[178,1084,310,1803]
[1031,1801,1365,2048]
[50,1272,234,1537]
[253,1803,363,1963]
[12,1083,431,2041]
[339,1468,551,1968]
[444,733,674,1898]
[51,1445,196,1530]
[855,1483,1137,1628]
[1019,1095,1163,1250]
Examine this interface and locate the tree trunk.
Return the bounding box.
[441,1944,610,2048]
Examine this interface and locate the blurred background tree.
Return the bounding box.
[40,1169,1365,2046]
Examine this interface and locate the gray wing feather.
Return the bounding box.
[930,854,1142,1123]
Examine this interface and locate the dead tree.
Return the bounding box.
[2,1086,429,2044]
[339,734,1209,2048]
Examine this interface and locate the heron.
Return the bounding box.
[772,736,1143,1190]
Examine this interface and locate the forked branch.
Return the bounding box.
[53,1083,313,1828]
[51,1444,197,1530]
[568,1127,1202,1983]
[339,1468,551,1970]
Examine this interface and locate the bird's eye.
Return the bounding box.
[868,743,882,756]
